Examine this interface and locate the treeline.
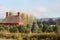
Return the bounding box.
[0,23,60,34]
[37,18,60,25]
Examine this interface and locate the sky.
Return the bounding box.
[0,0,60,18]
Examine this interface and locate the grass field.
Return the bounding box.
[0,32,57,40]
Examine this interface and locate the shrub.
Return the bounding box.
[17,26,25,33]
[25,24,31,33]
[9,27,18,33]
[0,27,5,31]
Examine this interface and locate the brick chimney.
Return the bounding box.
[6,12,9,17]
[17,12,20,17]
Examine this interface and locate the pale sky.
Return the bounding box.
[0,0,60,18]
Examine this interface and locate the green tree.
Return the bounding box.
[55,24,60,36]
[17,26,25,33]
[0,27,5,31]
[46,26,53,32]
[42,24,49,32]
[25,24,31,33]
[38,24,43,33]
[52,26,56,32]
[9,27,18,33]
[31,22,39,33]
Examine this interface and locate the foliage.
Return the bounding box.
[0,24,58,40]
[17,26,25,33]
[38,24,43,33]
[52,26,56,32]
[0,27,5,31]
[47,18,56,25]
[46,26,53,32]
[25,24,31,33]
[55,24,60,33]
[31,22,39,33]
[42,24,49,32]
[55,24,60,36]
[9,27,18,33]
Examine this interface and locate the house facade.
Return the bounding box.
[0,12,24,26]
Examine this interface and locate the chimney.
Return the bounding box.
[6,12,8,17]
[17,12,20,17]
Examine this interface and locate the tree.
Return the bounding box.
[0,27,5,31]
[38,24,43,33]
[0,24,6,31]
[46,26,53,32]
[9,27,18,33]
[17,26,25,33]
[31,22,39,33]
[25,24,31,33]
[47,18,56,25]
[42,24,49,32]
[51,25,56,32]
[55,24,60,36]
[56,18,60,25]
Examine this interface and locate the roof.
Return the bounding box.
[1,16,23,23]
